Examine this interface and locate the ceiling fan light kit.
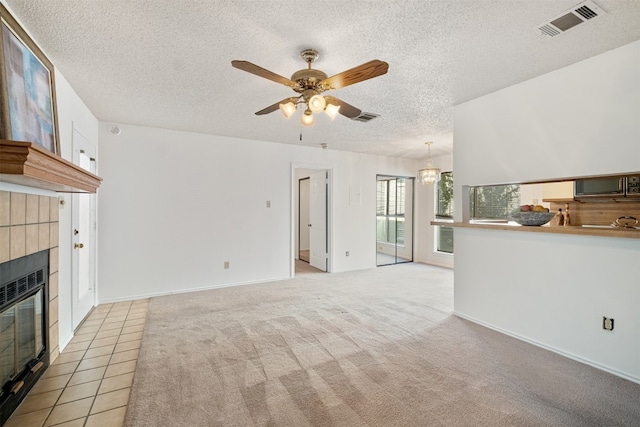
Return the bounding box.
[232,49,388,127]
[418,142,441,185]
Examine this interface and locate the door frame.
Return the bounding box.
[291,164,333,277]
[298,177,310,262]
[375,174,415,267]
[71,125,98,329]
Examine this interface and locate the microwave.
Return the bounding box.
[574,175,640,198]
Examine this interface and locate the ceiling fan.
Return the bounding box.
[231,49,389,126]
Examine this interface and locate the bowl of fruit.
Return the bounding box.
[509,205,555,226]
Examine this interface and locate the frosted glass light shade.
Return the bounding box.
[308,94,326,113]
[325,103,340,120]
[279,101,296,119]
[418,166,441,184]
[301,110,315,126]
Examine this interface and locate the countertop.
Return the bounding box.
[431,221,640,239]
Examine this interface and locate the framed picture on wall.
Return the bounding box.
[0,3,59,155]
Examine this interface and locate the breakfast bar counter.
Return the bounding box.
[431,221,640,239]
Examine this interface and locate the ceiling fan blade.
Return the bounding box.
[324,96,362,118]
[231,60,297,88]
[321,60,389,90]
[255,98,297,115]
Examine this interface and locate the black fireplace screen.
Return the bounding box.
[1,290,44,386]
[0,250,49,425]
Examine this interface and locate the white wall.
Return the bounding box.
[97,124,418,302]
[54,71,100,349]
[453,40,640,382]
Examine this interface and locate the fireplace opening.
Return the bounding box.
[0,250,50,426]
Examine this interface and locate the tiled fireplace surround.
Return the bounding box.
[1,191,61,362]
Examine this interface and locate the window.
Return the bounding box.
[435,172,454,253]
[469,184,520,219]
[377,178,405,245]
[436,172,454,219]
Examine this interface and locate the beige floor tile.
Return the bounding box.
[70,332,97,344]
[43,397,93,426]
[121,324,145,335]
[99,321,125,332]
[79,319,103,328]
[114,339,141,353]
[15,388,63,415]
[30,373,72,394]
[74,324,100,335]
[76,355,111,371]
[90,387,130,414]
[52,418,87,427]
[125,311,147,320]
[54,351,86,365]
[108,309,131,318]
[128,306,148,314]
[84,344,115,359]
[93,305,113,314]
[41,361,79,378]
[123,318,145,327]
[106,309,129,318]
[103,314,127,324]
[104,360,137,378]
[98,372,134,394]
[64,340,92,353]
[109,349,139,365]
[89,335,119,349]
[57,380,101,404]
[94,328,122,340]
[85,406,127,427]
[112,301,132,308]
[87,310,108,320]
[117,331,143,343]
[4,407,51,427]
[68,366,107,386]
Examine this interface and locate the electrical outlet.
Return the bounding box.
[224,261,229,269]
[345,251,349,257]
[266,201,271,208]
[603,316,614,331]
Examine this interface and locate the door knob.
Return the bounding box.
[308,224,312,227]
[74,243,84,249]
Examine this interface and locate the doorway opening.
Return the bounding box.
[293,166,331,276]
[376,175,414,266]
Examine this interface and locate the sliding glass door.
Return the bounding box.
[376,176,414,266]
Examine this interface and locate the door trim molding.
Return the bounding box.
[291,164,333,277]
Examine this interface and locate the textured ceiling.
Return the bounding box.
[3,0,640,159]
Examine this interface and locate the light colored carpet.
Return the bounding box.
[125,263,640,426]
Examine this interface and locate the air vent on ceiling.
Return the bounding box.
[535,0,606,38]
[351,112,379,122]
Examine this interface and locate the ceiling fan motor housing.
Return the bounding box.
[291,69,328,93]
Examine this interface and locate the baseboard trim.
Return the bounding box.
[453,311,640,385]
[98,276,292,304]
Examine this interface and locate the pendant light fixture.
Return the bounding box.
[418,141,441,185]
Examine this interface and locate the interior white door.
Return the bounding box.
[71,128,97,329]
[309,170,327,271]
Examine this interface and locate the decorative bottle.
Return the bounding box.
[556,208,564,226]
[564,204,571,226]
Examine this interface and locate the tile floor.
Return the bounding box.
[5,299,149,427]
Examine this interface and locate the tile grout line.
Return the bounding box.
[6,299,149,427]
[40,303,115,427]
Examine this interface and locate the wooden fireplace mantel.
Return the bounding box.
[0,140,102,193]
